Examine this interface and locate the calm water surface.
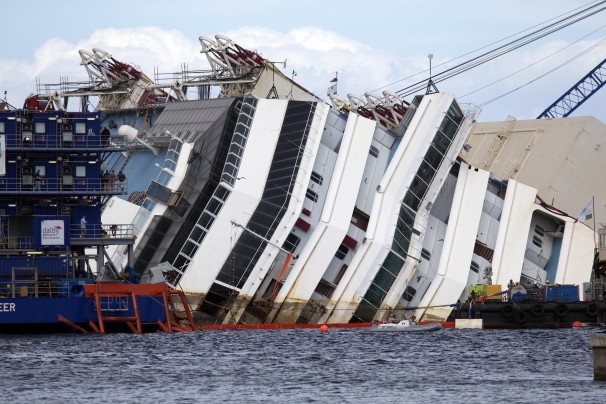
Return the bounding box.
[0,327,604,403]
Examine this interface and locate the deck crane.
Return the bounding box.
[537,57,606,118]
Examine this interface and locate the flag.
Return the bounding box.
[576,199,593,222]
[327,83,337,96]
[330,77,338,82]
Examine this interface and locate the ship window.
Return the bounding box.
[34,122,46,134]
[157,171,172,186]
[282,232,301,253]
[351,207,370,231]
[535,224,544,237]
[402,285,417,301]
[165,144,180,171]
[306,189,318,202]
[165,160,177,173]
[333,264,348,285]
[34,165,46,177]
[190,225,204,243]
[216,185,230,202]
[74,122,86,134]
[422,148,441,174]
[470,261,480,273]
[310,171,323,185]
[170,138,183,153]
[369,146,379,158]
[532,235,542,248]
[0,122,5,133]
[421,248,431,260]
[335,244,349,260]
[207,197,223,215]
[75,166,86,177]
[140,198,154,212]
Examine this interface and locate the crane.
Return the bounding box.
[537,57,606,119]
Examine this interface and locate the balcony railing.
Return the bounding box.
[0,224,135,250]
[74,223,135,240]
[0,177,128,193]
[3,133,130,149]
[314,278,337,299]
[0,267,93,299]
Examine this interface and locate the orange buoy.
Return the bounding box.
[572,321,582,328]
[320,324,328,333]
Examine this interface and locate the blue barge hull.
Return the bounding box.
[0,295,168,333]
[0,283,194,333]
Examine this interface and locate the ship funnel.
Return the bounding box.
[118,125,159,156]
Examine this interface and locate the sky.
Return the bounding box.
[1,0,605,122]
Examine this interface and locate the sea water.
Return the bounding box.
[1,327,604,403]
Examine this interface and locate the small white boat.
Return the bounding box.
[369,320,442,332]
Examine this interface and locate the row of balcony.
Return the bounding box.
[0,177,128,193]
[0,223,135,250]
[2,133,127,149]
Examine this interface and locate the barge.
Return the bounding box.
[0,105,194,333]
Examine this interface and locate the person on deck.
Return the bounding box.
[34,170,42,191]
[109,170,116,191]
[80,216,87,237]
[117,170,126,191]
[102,170,110,191]
[100,126,110,146]
[507,279,515,297]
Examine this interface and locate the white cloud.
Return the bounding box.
[1,25,605,123]
[0,27,202,106]
[222,26,422,99]
[85,27,201,69]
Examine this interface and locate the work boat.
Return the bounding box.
[370,319,442,332]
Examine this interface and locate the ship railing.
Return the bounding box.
[0,219,134,245]
[0,177,128,194]
[0,236,34,250]
[71,223,135,240]
[2,274,91,299]
[314,278,337,299]
[3,132,127,149]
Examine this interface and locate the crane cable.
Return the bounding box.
[475,37,606,108]
[393,1,606,98]
[395,1,606,97]
[373,0,606,92]
[459,23,606,99]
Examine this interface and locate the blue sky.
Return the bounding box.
[1,0,605,122]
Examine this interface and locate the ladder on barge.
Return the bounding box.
[91,283,142,333]
[86,284,197,334]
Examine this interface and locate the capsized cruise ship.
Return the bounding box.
[19,34,605,325]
